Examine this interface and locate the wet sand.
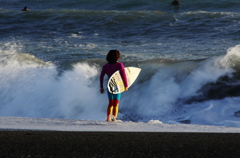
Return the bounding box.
[0,131,240,157]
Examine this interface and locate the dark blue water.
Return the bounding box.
[0,0,240,127]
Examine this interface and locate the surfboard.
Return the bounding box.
[107,67,141,94]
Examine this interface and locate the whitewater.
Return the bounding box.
[0,45,240,132]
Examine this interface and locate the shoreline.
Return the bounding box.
[1,131,240,157]
[2,117,240,133]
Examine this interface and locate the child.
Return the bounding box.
[100,50,128,121]
[22,6,31,11]
[172,0,180,6]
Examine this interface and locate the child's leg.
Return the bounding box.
[107,99,114,121]
[112,99,119,118]
[107,100,113,116]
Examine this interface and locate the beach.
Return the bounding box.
[1,131,240,157]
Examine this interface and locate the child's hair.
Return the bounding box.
[106,50,120,64]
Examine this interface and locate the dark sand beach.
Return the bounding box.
[1,131,240,157]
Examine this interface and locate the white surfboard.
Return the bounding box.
[107,67,141,94]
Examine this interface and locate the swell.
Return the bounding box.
[1,9,239,44]
[3,0,239,12]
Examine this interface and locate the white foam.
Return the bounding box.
[120,45,240,126]
[57,63,106,120]
[0,47,106,120]
[1,116,240,133]
[170,97,240,127]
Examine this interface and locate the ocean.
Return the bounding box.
[0,0,240,127]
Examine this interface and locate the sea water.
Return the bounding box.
[0,0,240,127]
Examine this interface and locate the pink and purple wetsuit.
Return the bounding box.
[100,62,128,100]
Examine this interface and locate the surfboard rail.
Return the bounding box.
[107,67,141,94]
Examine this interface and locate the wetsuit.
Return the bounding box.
[100,62,128,119]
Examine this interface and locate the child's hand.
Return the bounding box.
[100,88,104,94]
[125,87,128,91]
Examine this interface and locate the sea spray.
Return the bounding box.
[0,55,106,120]
[57,63,106,120]
[121,45,240,122]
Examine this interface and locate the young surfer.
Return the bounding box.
[22,6,31,11]
[171,0,180,6]
[100,50,128,121]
